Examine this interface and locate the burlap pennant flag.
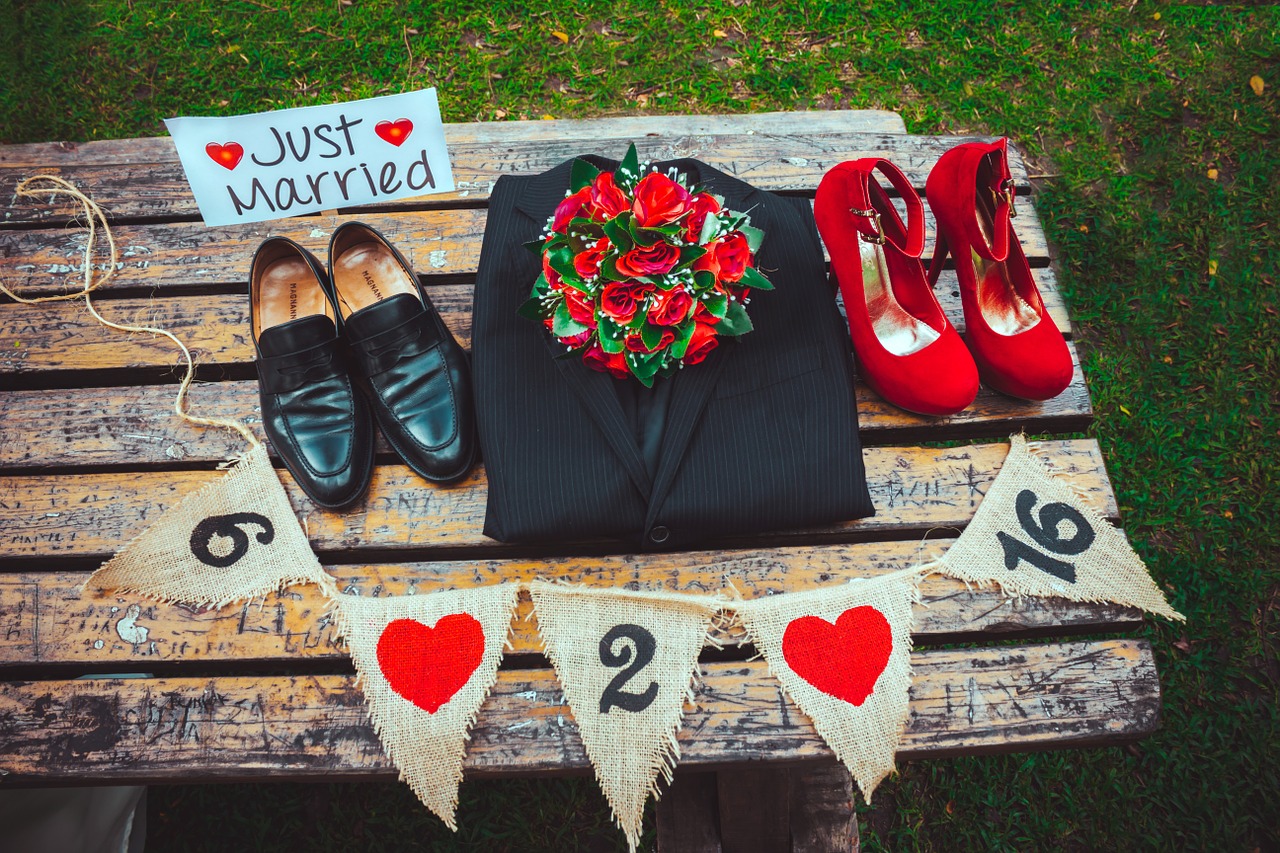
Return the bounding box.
[528,581,719,851]
[735,575,917,799]
[86,444,328,607]
[937,435,1183,620]
[332,583,520,828]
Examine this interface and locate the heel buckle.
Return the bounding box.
[849,207,886,245]
[995,178,1018,218]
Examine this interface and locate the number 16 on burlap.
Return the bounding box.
[937,435,1183,621]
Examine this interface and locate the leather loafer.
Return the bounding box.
[327,222,477,484]
[250,236,375,509]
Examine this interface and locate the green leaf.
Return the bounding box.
[602,214,633,251]
[640,322,665,351]
[739,265,774,291]
[675,245,706,271]
[718,300,754,336]
[571,158,601,192]
[698,211,723,245]
[693,269,717,291]
[738,224,765,253]
[547,243,578,281]
[551,301,589,337]
[703,291,728,319]
[669,320,695,359]
[599,256,627,282]
[598,316,625,353]
[628,349,662,381]
[517,295,548,322]
[523,237,547,255]
[617,143,641,190]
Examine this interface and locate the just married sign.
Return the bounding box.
[165,88,454,226]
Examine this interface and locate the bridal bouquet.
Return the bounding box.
[520,144,772,386]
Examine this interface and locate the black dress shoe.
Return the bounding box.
[249,237,375,509]
[327,223,477,484]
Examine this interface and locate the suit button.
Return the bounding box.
[649,526,671,544]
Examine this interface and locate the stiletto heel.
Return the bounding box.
[815,159,978,417]
[924,138,1072,401]
[926,227,949,288]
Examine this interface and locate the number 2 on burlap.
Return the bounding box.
[598,624,659,713]
[996,489,1096,583]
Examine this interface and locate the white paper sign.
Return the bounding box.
[165,88,454,227]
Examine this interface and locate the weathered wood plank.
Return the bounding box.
[0,111,908,168]
[789,764,859,853]
[717,768,792,852]
[0,541,1142,666]
[0,439,1118,559]
[0,198,1052,298]
[656,772,723,853]
[0,345,1089,469]
[0,271,1069,385]
[0,639,1161,781]
[1,130,1025,226]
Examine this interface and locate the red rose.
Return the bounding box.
[648,287,694,326]
[574,237,610,279]
[715,231,751,282]
[632,172,691,227]
[616,241,679,277]
[685,192,721,242]
[684,322,719,365]
[543,253,564,289]
[552,187,592,232]
[693,244,721,279]
[583,342,630,379]
[558,328,593,348]
[693,300,720,325]
[600,281,639,323]
[589,172,629,219]
[625,328,675,353]
[562,286,596,327]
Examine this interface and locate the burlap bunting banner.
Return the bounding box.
[735,574,917,799]
[528,581,719,851]
[937,435,1183,621]
[85,445,329,607]
[332,583,521,828]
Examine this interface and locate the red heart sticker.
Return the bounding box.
[205,141,244,171]
[375,118,414,146]
[376,614,484,713]
[781,606,892,706]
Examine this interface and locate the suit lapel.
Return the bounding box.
[644,162,770,526]
[515,159,653,498]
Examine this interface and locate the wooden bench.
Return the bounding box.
[0,110,1159,852]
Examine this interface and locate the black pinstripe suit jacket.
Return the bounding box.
[472,156,874,551]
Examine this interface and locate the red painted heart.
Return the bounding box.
[375,118,414,146]
[781,606,892,706]
[376,614,484,713]
[205,141,244,171]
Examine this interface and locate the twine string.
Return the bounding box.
[0,175,259,448]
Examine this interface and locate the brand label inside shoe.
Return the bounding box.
[166,88,455,227]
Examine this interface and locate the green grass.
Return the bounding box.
[4,1,1278,850]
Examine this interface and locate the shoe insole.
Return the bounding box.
[973,189,1041,337]
[331,240,418,318]
[860,239,940,357]
[256,257,332,338]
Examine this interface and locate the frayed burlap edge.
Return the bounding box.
[329,584,521,829]
[528,580,720,852]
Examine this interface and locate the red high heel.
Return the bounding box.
[925,138,1072,401]
[815,159,978,417]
